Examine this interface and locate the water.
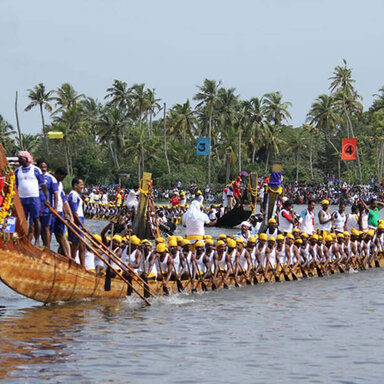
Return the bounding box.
[2,207,384,383]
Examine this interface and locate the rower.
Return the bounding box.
[122,235,143,274]
[318,199,333,236]
[68,177,86,266]
[362,229,375,267]
[345,205,360,233]
[180,239,193,279]
[266,236,277,277]
[234,238,252,280]
[147,243,173,286]
[15,150,49,247]
[226,238,238,279]
[141,239,155,279]
[284,233,300,274]
[168,237,184,280]
[213,240,230,278]
[246,236,257,269]
[255,233,268,277]
[263,218,278,239]
[275,234,286,273]
[235,221,252,241]
[204,239,216,273]
[191,241,210,281]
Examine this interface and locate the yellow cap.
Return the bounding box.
[218,234,227,240]
[259,233,268,241]
[351,228,359,236]
[176,236,183,242]
[293,228,300,233]
[337,233,344,238]
[301,232,309,238]
[168,236,177,243]
[205,239,214,245]
[106,236,111,242]
[112,235,122,243]
[227,238,237,248]
[310,234,319,240]
[142,239,151,245]
[286,233,294,239]
[204,235,213,240]
[378,224,384,230]
[268,236,276,242]
[295,238,303,244]
[248,236,256,243]
[130,235,141,245]
[236,238,245,244]
[216,240,225,247]
[325,235,333,242]
[321,199,330,205]
[343,231,350,237]
[195,240,204,248]
[367,229,375,237]
[156,237,165,243]
[197,190,202,195]
[277,234,285,241]
[168,239,178,247]
[268,218,277,224]
[93,234,102,242]
[156,243,167,253]
[181,239,191,246]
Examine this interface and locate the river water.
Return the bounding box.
[1,206,384,383]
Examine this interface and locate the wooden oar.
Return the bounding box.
[80,224,153,295]
[49,208,151,306]
[156,257,169,296]
[238,263,252,285]
[230,261,240,288]
[194,261,208,292]
[173,264,184,293]
[184,256,197,293]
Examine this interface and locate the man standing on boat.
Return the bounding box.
[68,177,86,266]
[52,167,73,258]
[15,151,49,247]
[182,200,216,240]
[299,199,316,235]
[278,200,296,235]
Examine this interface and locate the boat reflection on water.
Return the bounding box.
[0,300,131,382]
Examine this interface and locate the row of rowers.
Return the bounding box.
[80,226,384,282]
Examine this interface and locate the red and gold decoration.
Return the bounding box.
[0,166,16,231]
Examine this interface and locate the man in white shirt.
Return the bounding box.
[182,200,216,239]
[15,151,49,246]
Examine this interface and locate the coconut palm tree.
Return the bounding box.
[371,86,384,112]
[97,107,128,170]
[167,100,198,145]
[194,79,221,185]
[262,92,292,126]
[53,83,85,115]
[105,80,131,112]
[145,88,161,137]
[329,60,363,181]
[18,134,40,153]
[130,83,148,132]
[24,83,54,151]
[0,115,16,153]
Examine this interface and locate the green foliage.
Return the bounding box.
[2,61,384,187]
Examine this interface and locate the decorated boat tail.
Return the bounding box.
[260,163,283,232]
[216,172,258,228]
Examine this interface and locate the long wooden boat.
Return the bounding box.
[0,148,382,305]
[215,173,258,228]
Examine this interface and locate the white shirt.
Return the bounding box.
[182,213,210,236]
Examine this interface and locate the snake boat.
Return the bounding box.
[0,147,381,305]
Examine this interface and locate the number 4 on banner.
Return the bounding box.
[341,138,357,160]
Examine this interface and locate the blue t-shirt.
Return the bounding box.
[39,173,59,215]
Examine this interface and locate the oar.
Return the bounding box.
[239,263,252,285]
[173,264,184,293]
[184,256,197,293]
[49,208,151,306]
[81,225,153,295]
[230,260,240,288]
[195,260,208,292]
[157,257,169,296]
[105,222,114,291]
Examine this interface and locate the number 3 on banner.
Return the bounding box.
[341,138,357,160]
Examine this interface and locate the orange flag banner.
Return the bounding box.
[341,138,357,160]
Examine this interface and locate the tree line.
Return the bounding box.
[1,60,384,188]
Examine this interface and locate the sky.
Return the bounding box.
[1,0,384,135]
